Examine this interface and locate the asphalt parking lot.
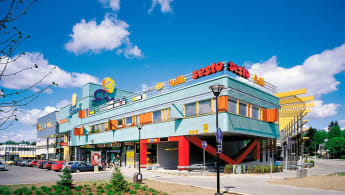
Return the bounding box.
[0,165,112,185]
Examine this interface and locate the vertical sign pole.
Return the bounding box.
[203,148,205,175]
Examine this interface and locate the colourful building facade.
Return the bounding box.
[59,61,279,169]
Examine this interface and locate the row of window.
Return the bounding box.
[185,97,262,120]
[0,147,36,152]
[36,144,56,150]
[37,121,53,131]
[87,108,170,134]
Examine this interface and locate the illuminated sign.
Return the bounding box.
[155,82,163,90]
[253,74,265,86]
[169,75,186,87]
[71,93,77,106]
[69,103,82,117]
[192,61,249,80]
[102,77,115,93]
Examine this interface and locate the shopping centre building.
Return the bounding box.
[58,61,279,169]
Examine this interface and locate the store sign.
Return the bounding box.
[253,74,265,86]
[69,103,82,117]
[155,82,163,90]
[91,151,102,166]
[169,75,186,87]
[71,93,77,106]
[192,61,250,80]
[60,142,68,146]
[102,77,115,93]
[93,77,116,103]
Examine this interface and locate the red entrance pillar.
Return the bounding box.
[169,136,189,170]
[140,142,147,168]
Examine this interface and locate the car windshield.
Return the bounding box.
[67,162,74,165]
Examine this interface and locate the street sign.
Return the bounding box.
[217,145,222,153]
[216,128,222,144]
[201,141,207,149]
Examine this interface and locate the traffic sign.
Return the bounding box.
[201,141,207,149]
[216,128,222,144]
[217,145,222,153]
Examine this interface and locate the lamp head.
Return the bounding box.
[137,123,142,130]
[209,83,225,97]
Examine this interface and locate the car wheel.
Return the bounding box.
[76,169,80,173]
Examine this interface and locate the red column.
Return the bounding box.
[140,142,147,168]
[169,136,189,170]
[256,139,260,160]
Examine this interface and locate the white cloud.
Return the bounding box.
[148,0,174,13]
[0,52,100,90]
[65,15,142,58]
[16,106,57,126]
[248,43,345,97]
[98,0,120,12]
[339,119,345,128]
[306,100,340,119]
[56,99,71,109]
[0,129,36,142]
[117,45,143,58]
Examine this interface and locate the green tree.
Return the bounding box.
[324,137,345,158]
[57,167,73,188]
[329,126,341,139]
[110,167,128,192]
[312,130,328,145]
[304,127,317,154]
[341,129,345,138]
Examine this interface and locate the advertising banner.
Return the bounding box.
[91,151,101,166]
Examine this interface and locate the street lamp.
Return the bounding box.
[209,83,225,195]
[135,123,143,183]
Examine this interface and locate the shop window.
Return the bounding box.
[126,117,132,126]
[252,105,259,119]
[198,99,211,115]
[104,122,109,131]
[239,101,247,116]
[153,110,161,123]
[117,119,123,128]
[185,102,196,117]
[101,123,105,132]
[228,98,237,114]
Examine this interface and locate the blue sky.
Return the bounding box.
[1,0,345,142]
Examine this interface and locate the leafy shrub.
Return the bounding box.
[247,165,252,173]
[75,192,81,195]
[241,164,245,174]
[0,186,11,195]
[75,185,83,191]
[63,190,73,195]
[96,185,103,189]
[340,155,345,159]
[134,183,140,190]
[86,187,92,192]
[14,187,31,195]
[107,190,114,195]
[253,165,259,173]
[110,167,129,192]
[40,186,51,193]
[35,190,42,195]
[130,190,137,194]
[141,185,148,191]
[57,168,73,188]
[224,164,233,173]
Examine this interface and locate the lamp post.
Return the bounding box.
[209,83,225,195]
[136,124,143,183]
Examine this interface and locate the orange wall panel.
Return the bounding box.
[263,108,278,122]
[140,112,153,125]
[108,120,117,130]
[58,118,68,124]
[217,96,228,112]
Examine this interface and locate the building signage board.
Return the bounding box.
[91,151,101,166]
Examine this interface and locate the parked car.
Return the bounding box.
[0,161,6,170]
[29,160,39,167]
[21,160,32,167]
[43,161,56,170]
[62,161,76,170]
[37,160,48,168]
[51,161,64,172]
[69,161,94,173]
[5,160,14,165]
[14,160,24,166]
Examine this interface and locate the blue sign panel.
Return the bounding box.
[216,128,222,144]
[202,141,207,149]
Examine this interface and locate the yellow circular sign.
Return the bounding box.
[102,77,115,93]
[71,93,77,107]
[155,82,163,90]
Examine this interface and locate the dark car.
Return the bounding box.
[43,161,55,170]
[14,160,24,166]
[69,162,94,173]
[37,160,48,168]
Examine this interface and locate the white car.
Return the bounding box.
[0,161,6,170]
